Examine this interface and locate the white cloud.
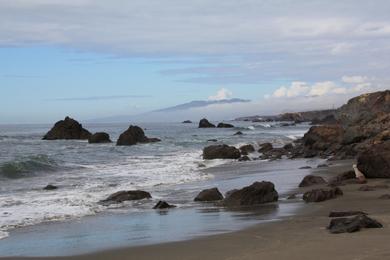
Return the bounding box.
[208,88,233,101]
[271,76,377,99]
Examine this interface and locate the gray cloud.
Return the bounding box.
[1,0,390,84]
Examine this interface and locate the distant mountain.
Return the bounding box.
[154,98,251,112]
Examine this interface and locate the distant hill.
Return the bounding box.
[154,98,251,112]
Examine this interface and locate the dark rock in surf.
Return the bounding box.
[222,181,278,207]
[153,200,176,209]
[217,122,234,128]
[43,116,91,140]
[199,118,216,128]
[203,144,241,160]
[100,190,151,205]
[317,164,329,168]
[327,214,382,234]
[116,125,160,146]
[238,155,251,161]
[239,144,255,155]
[258,143,273,153]
[43,184,58,190]
[194,188,224,202]
[303,187,343,203]
[299,166,312,169]
[234,131,243,136]
[182,120,192,124]
[88,132,112,144]
[299,175,327,187]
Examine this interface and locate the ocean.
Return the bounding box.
[0,121,314,256]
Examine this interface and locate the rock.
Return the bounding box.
[259,148,288,160]
[258,143,273,153]
[329,211,367,217]
[327,214,382,234]
[153,200,176,209]
[283,143,294,151]
[43,184,58,190]
[225,189,238,199]
[43,116,92,140]
[100,190,151,205]
[358,184,389,191]
[303,187,343,203]
[222,181,278,207]
[299,175,327,187]
[328,170,356,186]
[207,139,218,142]
[299,166,312,169]
[379,194,390,199]
[357,141,390,178]
[199,118,216,128]
[116,125,160,146]
[311,115,338,125]
[203,144,241,160]
[317,164,329,168]
[239,144,255,155]
[88,132,112,144]
[217,123,234,128]
[342,126,368,145]
[182,120,192,123]
[238,155,250,161]
[234,131,243,136]
[194,188,223,202]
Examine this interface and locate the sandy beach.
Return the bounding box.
[4,159,390,260]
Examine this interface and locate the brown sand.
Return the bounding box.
[6,163,390,260]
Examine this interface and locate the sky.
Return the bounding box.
[0,0,389,123]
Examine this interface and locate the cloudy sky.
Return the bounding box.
[1,0,389,123]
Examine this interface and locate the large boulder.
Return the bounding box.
[223,181,278,207]
[258,142,273,153]
[239,144,255,155]
[299,175,327,187]
[43,117,91,140]
[88,132,112,144]
[217,122,234,128]
[199,118,216,128]
[203,144,241,160]
[302,125,344,151]
[328,170,356,186]
[327,214,382,234]
[194,188,224,202]
[99,190,151,205]
[303,187,343,202]
[357,141,390,178]
[117,125,160,146]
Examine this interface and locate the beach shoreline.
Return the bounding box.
[5,159,390,260]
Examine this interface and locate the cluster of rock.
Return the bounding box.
[193,181,278,207]
[43,117,160,146]
[198,118,234,128]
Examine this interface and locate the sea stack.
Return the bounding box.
[198,118,216,128]
[117,125,161,146]
[43,116,91,140]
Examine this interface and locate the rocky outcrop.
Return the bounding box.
[43,117,91,140]
[153,200,176,209]
[239,144,255,155]
[238,155,250,161]
[100,190,151,205]
[43,184,58,190]
[117,125,160,146]
[357,141,390,178]
[194,188,223,202]
[198,118,216,128]
[258,143,273,153]
[203,144,241,160]
[259,147,289,160]
[217,123,234,128]
[182,120,192,123]
[223,181,278,207]
[303,187,343,202]
[301,125,344,156]
[327,214,382,234]
[88,132,112,144]
[298,175,327,187]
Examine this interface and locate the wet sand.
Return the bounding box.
[6,160,390,260]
